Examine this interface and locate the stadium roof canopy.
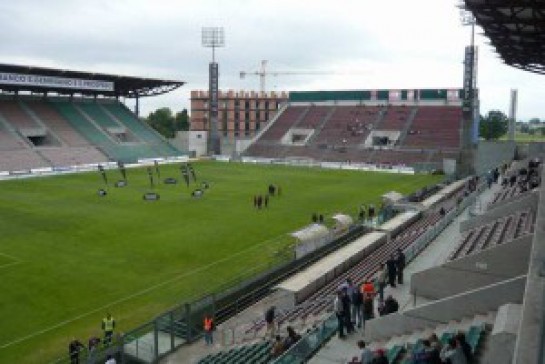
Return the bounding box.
[463,0,545,75]
[0,63,185,98]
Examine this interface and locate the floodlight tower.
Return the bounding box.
[458,7,478,177]
[202,27,225,155]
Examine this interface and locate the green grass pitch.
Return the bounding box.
[0,161,442,363]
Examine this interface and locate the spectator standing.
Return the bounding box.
[334,290,346,338]
[68,338,85,364]
[102,313,115,346]
[395,249,406,285]
[265,306,276,339]
[350,282,364,328]
[341,288,354,334]
[203,314,214,346]
[375,264,387,302]
[264,195,269,208]
[386,255,397,288]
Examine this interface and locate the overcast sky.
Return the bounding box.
[0,0,543,120]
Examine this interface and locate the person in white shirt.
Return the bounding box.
[105,355,116,364]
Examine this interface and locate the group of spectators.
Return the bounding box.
[351,331,473,364]
[270,326,303,358]
[497,158,541,193]
[68,313,117,364]
[334,249,404,339]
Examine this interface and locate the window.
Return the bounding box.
[245,101,250,109]
[256,111,261,121]
[265,101,269,110]
[245,112,249,121]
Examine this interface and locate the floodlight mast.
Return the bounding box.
[201,27,225,155]
[458,5,478,177]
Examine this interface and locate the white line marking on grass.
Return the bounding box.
[0,261,22,270]
[0,233,286,350]
[0,251,20,262]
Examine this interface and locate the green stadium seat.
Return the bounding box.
[387,345,404,363]
[466,324,485,352]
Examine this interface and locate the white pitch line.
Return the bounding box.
[0,261,22,270]
[0,251,20,262]
[0,233,286,349]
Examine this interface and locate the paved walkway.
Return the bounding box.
[308,183,501,363]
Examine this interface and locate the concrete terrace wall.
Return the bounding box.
[475,141,516,175]
[410,235,532,300]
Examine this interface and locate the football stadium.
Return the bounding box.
[0,1,544,364]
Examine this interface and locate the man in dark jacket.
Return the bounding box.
[395,248,406,284]
[68,338,85,364]
[386,254,397,287]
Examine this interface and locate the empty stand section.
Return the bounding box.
[448,209,535,261]
[0,149,48,171]
[0,100,39,130]
[404,106,461,149]
[314,105,380,147]
[101,102,180,156]
[0,97,184,171]
[24,101,91,147]
[258,105,307,141]
[197,341,272,364]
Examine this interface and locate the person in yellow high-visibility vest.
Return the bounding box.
[102,313,115,345]
[203,314,214,346]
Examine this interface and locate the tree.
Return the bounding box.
[529,117,541,125]
[146,107,176,138]
[479,110,508,140]
[174,109,189,131]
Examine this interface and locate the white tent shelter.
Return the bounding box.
[290,223,331,259]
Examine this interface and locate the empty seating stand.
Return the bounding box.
[448,209,535,261]
[403,106,461,149]
[197,341,272,364]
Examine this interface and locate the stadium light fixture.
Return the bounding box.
[202,27,225,63]
[459,8,476,47]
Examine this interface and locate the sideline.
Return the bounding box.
[0,233,286,350]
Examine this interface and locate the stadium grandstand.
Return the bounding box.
[0,64,185,173]
[242,89,463,172]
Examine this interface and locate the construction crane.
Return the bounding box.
[240,60,337,93]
